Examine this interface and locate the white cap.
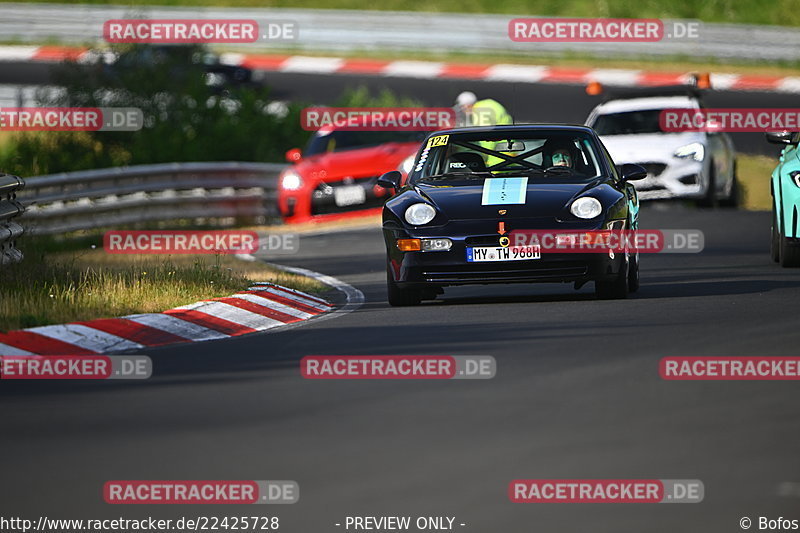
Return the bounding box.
[456,91,477,106]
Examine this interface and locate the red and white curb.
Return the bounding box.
[1,45,798,94]
[0,282,335,356]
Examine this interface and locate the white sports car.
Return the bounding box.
[586,87,738,206]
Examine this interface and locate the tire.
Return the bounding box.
[628,253,640,293]
[697,162,718,208]
[719,165,740,208]
[771,205,781,263]
[780,227,800,268]
[387,265,421,306]
[595,258,629,300]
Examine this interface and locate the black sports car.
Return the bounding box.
[377,124,647,306]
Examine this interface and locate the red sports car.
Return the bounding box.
[278,127,427,223]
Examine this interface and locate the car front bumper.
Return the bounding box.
[384,221,627,288]
[621,158,706,200]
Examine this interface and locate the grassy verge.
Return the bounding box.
[1,0,797,27]
[738,153,775,211]
[0,237,325,331]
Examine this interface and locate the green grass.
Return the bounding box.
[0,237,326,331]
[738,153,776,211]
[4,0,798,26]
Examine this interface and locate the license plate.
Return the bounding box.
[334,185,366,207]
[466,245,541,262]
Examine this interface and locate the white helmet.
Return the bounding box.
[455,91,477,107]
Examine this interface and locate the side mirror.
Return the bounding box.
[376,170,402,189]
[285,148,303,163]
[619,163,647,182]
[766,131,796,145]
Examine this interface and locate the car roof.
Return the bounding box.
[429,124,596,136]
[592,95,701,115]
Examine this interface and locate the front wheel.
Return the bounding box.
[595,258,629,300]
[387,265,421,306]
[628,253,640,293]
[719,170,740,208]
[780,227,800,268]
[697,162,718,208]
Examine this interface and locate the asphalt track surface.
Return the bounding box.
[0,60,790,156]
[2,206,800,532]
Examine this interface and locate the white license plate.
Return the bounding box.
[334,185,366,207]
[466,245,541,262]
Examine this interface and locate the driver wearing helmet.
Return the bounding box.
[542,139,578,169]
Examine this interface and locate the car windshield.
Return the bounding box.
[304,130,427,157]
[592,109,672,135]
[410,130,605,185]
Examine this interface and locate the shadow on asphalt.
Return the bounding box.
[0,314,669,397]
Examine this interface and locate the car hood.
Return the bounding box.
[298,143,418,180]
[416,180,599,220]
[600,132,705,163]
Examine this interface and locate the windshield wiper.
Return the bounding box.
[423,171,494,181]
[542,166,574,175]
[508,168,573,176]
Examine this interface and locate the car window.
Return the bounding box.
[598,143,620,180]
[304,130,426,156]
[410,130,604,184]
[593,109,667,135]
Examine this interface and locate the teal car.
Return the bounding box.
[768,131,800,266]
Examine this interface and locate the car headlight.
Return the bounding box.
[280,171,303,191]
[570,197,602,219]
[674,142,705,162]
[399,155,415,174]
[404,203,436,225]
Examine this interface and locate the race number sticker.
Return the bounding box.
[426,135,449,149]
[481,177,528,205]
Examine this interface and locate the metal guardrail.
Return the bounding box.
[1,3,800,62]
[0,85,64,109]
[17,162,287,235]
[0,173,25,265]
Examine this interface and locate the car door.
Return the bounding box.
[773,133,800,238]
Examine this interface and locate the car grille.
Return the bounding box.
[465,235,505,247]
[421,262,589,283]
[629,163,668,192]
[639,163,667,177]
